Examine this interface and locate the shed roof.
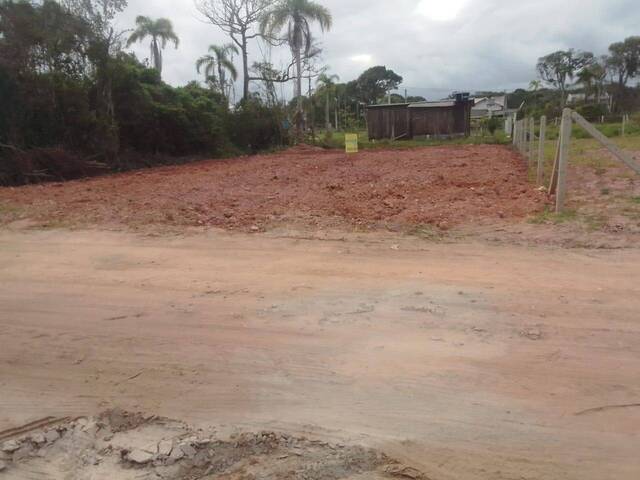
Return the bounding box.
[408,100,457,108]
[367,100,460,109]
[366,103,410,109]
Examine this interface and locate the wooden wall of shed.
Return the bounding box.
[410,107,455,137]
[366,106,409,140]
[367,103,472,140]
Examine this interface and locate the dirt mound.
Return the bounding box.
[0,145,548,232]
[0,412,426,479]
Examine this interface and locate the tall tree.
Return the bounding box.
[195,0,271,102]
[606,36,640,90]
[577,59,607,103]
[260,0,332,135]
[126,16,179,77]
[316,72,338,130]
[537,49,594,108]
[356,66,403,105]
[196,43,238,99]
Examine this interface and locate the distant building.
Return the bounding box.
[471,95,509,119]
[566,91,611,106]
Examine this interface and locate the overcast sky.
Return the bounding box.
[117,0,640,100]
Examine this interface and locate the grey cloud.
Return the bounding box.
[119,0,640,99]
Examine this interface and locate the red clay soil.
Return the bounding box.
[0,145,549,231]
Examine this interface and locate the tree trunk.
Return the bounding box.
[295,46,304,138]
[325,94,330,131]
[241,32,249,101]
[153,39,162,76]
[218,64,225,96]
[96,58,119,164]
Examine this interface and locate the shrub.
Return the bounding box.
[577,104,608,121]
[486,117,501,134]
[229,99,288,153]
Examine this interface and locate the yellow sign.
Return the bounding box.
[345,133,359,153]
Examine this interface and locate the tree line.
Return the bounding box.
[0,0,416,186]
[0,0,340,185]
[533,36,640,114]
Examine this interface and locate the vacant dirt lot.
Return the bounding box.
[1,229,639,479]
[0,145,547,231]
[1,144,638,479]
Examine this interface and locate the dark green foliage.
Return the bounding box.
[229,99,288,153]
[486,117,501,134]
[0,0,284,185]
[576,104,608,121]
[110,55,231,156]
[356,66,403,105]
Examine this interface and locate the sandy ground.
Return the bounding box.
[1,228,639,479]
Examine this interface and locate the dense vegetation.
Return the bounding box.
[0,0,287,185]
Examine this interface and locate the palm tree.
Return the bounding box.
[316,72,339,131]
[260,0,332,135]
[196,43,239,98]
[529,80,542,92]
[127,16,179,77]
[577,62,606,102]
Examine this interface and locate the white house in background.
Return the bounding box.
[471,95,507,119]
[566,91,611,106]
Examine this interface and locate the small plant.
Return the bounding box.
[601,188,610,195]
[487,117,501,135]
[529,207,578,225]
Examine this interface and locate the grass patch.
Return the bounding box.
[0,201,25,219]
[631,196,640,204]
[529,207,578,225]
[406,224,447,241]
[529,207,607,231]
[312,130,509,151]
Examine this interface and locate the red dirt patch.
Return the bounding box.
[0,145,548,231]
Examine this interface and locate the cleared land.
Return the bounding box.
[1,143,639,479]
[0,145,547,231]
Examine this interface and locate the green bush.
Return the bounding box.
[486,117,501,134]
[577,104,608,121]
[229,99,288,153]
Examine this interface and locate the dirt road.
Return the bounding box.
[1,228,639,479]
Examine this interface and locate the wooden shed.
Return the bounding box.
[366,97,474,140]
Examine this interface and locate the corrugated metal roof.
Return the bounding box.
[408,101,456,108]
[367,100,460,109]
[366,103,410,109]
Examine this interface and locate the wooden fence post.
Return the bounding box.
[537,116,546,185]
[512,118,518,146]
[516,120,521,150]
[556,108,573,213]
[522,118,528,157]
[622,114,626,136]
[518,120,523,152]
[529,118,535,165]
